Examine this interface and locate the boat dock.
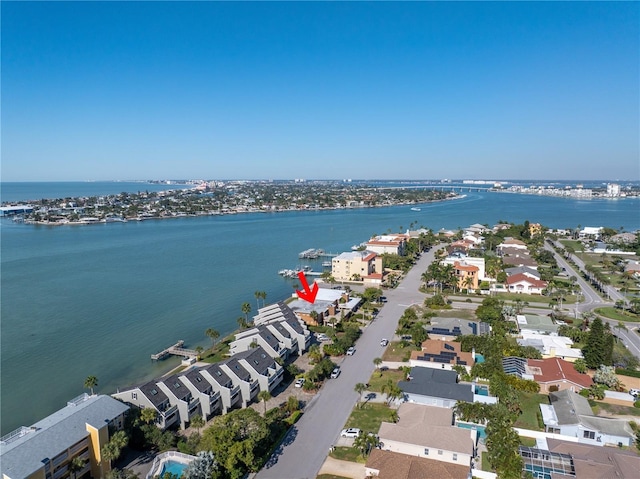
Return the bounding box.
[151,340,198,361]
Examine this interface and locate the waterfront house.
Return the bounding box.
[180,368,223,419]
[288,288,360,327]
[377,403,476,467]
[230,325,290,360]
[365,449,471,479]
[196,363,242,414]
[112,380,180,429]
[409,339,475,373]
[365,234,409,256]
[231,347,284,395]
[219,356,261,408]
[540,390,634,446]
[157,374,203,429]
[0,394,129,479]
[252,302,312,355]
[331,250,383,284]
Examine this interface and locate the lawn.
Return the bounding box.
[513,391,549,431]
[593,401,640,417]
[344,402,394,433]
[594,307,640,323]
[430,308,477,320]
[329,447,366,464]
[481,451,494,473]
[519,436,537,447]
[367,368,406,393]
[201,340,231,363]
[382,341,419,362]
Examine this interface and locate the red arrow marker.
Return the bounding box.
[296,271,318,304]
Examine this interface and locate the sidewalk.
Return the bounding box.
[317,456,366,479]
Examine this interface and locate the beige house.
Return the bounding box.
[365,449,470,479]
[377,403,476,467]
[365,234,409,256]
[331,250,383,283]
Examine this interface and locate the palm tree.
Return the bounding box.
[254,291,261,309]
[354,383,367,407]
[241,302,252,325]
[389,410,399,423]
[260,291,267,307]
[68,456,86,479]
[140,407,157,425]
[205,328,220,349]
[308,344,323,364]
[463,275,474,294]
[258,390,271,416]
[373,357,383,370]
[101,430,128,465]
[190,414,205,434]
[237,316,247,329]
[84,376,98,395]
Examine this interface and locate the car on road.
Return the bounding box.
[316,333,330,342]
[340,428,361,438]
[330,367,341,378]
[294,378,305,388]
[346,347,356,356]
[380,296,388,303]
[380,338,389,346]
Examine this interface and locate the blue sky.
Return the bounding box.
[2,2,638,181]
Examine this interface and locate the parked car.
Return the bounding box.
[294,378,305,388]
[316,333,330,342]
[630,388,640,398]
[340,428,361,438]
[330,367,341,379]
[346,347,356,356]
[380,338,389,346]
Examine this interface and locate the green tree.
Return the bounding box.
[352,431,379,458]
[206,328,220,349]
[373,357,383,370]
[190,414,205,434]
[68,456,86,479]
[199,408,270,478]
[140,407,158,425]
[241,302,252,325]
[257,390,271,416]
[101,430,128,465]
[573,358,587,374]
[84,375,98,395]
[582,317,612,369]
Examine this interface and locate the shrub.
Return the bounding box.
[549,385,559,392]
[634,400,640,409]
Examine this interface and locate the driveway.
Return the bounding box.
[256,247,442,479]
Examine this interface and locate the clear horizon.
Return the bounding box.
[2,2,639,182]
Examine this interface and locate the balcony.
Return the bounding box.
[209,391,221,406]
[250,381,259,392]
[188,398,200,413]
[161,404,178,420]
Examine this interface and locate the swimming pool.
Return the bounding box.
[455,422,487,444]
[160,460,188,477]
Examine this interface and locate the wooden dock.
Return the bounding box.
[151,340,198,361]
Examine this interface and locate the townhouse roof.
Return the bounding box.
[267,321,292,339]
[223,356,253,382]
[378,404,474,455]
[526,358,592,389]
[545,439,640,478]
[283,315,305,334]
[365,449,470,479]
[139,380,171,408]
[201,363,233,388]
[507,273,547,288]
[398,367,473,402]
[161,374,191,401]
[0,395,129,479]
[184,368,214,393]
[234,346,274,376]
[255,326,282,350]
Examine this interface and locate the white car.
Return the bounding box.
[316,333,330,342]
[330,367,341,379]
[380,339,389,346]
[340,428,361,438]
[346,347,356,356]
[294,378,305,388]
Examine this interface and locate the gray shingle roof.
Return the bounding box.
[161,374,191,401]
[139,380,171,409]
[184,369,214,393]
[235,346,274,376]
[202,363,233,388]
[399,368,473,402]
[223,357,253,382]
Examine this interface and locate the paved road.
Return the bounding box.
[256,247,440,479]
[545,241,640,357]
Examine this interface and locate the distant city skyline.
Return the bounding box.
[2,2,638,182]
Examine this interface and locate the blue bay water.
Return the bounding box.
[1,183,639,434]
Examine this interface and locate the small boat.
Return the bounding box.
[410,207,421,211]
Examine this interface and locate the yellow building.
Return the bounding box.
[1,394,129,479]
[331,250,383,284]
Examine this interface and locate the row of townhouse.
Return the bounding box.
[113,345,283,429]
[114,303,311,430]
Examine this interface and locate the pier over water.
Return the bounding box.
[151,340,198,361]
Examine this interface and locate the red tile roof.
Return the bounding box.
[506,273,547,288]
[527,358,593,389]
